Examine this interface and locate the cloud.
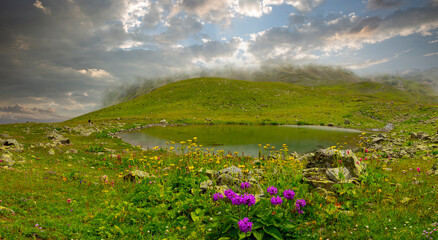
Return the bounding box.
[345,49,410,69]
[285,0,324,11]
[248,3,438,60]
[0,104,66,124]
[77,69,113,79]
[367,0,404,9]
[33,0,51,15]
[424,51,438,57]
[155,16,204,44]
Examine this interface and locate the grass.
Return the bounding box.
[0,77,438,239]
[71,77,437,130]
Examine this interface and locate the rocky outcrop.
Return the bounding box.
[123,170,155,182]
[1,139,23,152]
[302,148,365,190]
[47,132,70,145]
[199,166,264,199]
[0,153,15,166]
[429,163,438,175]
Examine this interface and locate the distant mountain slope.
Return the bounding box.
[70,77,437,127]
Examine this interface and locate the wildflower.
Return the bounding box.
[224,189,237,200]
[238,218,253,233]
[283,189,295,200]
[243,194,256,206]
[241,182,251,190]
[212,193,224,201]
[232,195,244,205]
[295,199,306,214]
[271,196,282,205]
[67,199,71,203]
[267,186,278,195]
[417,167,421,172]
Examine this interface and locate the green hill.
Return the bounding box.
[70,77,437,128]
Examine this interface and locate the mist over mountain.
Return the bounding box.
[102,65,438,107]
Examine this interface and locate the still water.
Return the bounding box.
[119,125,362,156]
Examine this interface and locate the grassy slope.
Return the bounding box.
[71,77,437,130]
[1,77,438,239]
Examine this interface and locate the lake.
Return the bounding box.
[119,125,361,156]
[118,125,363,157]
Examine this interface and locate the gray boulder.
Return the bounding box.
[0,153,15,166]
[3,139,23,152]
[303,148,366,190]
[123,170,155,182]
[199,166,264,199]
[47,132,70,145]
[429,163,438,175]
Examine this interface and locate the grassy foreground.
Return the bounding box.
[1,78,438,239]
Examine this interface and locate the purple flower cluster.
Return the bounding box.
[217,190,256,206]
[238,217,253,233]
[224,189,237,200]
[283,189,295,200]
[212,193,224,201]
[295,199,306,214]
[270,195,282,205]
[240,181,251,190]
[267,186,278,195]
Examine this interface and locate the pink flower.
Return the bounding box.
[67,199,71,203]
[417,167,421,172]
[365,149,368,153]
[359,158,362,161]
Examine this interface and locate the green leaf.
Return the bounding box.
[264,226,284,240]
[218,238,231,240]
[253,230,265,240]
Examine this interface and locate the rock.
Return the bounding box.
[327,123,334,127]
[66,149,78,154]
[123,170,155,182]
[431,135,438,143]
[431,222,438,228]
[344,119,351,125]
[48,149,55,156]
[3,139,23,151]
[371,137,384,144]
[159,119,168,124]
[0,153,15,166]
[302,148,366,190]
[429,163,438,175]
[0,206,15,215]
[377,133,387,138]
[410,132,431,141]
[47,132,70,145]
[326,167,352,183]
[383,123,394,132]
[199,166,264,199]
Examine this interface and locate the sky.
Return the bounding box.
[1,0,438,124]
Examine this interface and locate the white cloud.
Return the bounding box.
[120,0,150,32]
[77,69,112,79]
[285,0,324,11]
[33,0,51,15]
[424,52,438,57]
[345,49,410,69]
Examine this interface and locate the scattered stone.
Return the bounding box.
[383,123,394,132]
[429,163,438,175]
[48,149,55,156]
[327,123,334,127]
[66,149,78,154]
[123,170,155,182]
[371,137,384,144]
[344,119,351,125]
[0,153,15,166]
[159,119,168,124]
[47,132,70,145]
